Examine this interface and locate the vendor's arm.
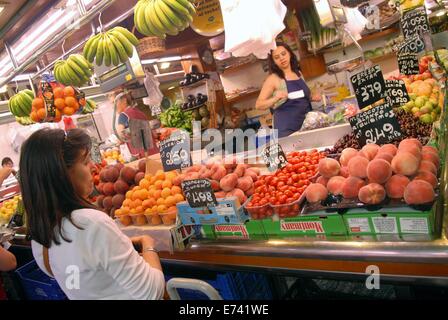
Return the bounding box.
[117,113,130,141]
[0,246,17,271]
[255,75,287,110]
[0,167,12,188]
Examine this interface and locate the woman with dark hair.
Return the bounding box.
[256,42,317,138]
[19,128,165,300]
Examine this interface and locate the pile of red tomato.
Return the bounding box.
[246,149,326,219]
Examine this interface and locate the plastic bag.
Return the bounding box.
[143,70,163,107]
[300,112,330,131]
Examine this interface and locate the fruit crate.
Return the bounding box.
[165,272,272,300]
[15,260,67,300]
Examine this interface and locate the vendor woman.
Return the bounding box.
[256,42,319,138]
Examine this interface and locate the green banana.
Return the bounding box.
[159,0,184,29]
[146,0,167,36]
[108,32,128,63]
[67,57,88,82]
[83,34,98,59]
[154,0,178,34]
[106,35,119,66]
[103,35,112,67]
[114,26,139,46]
[85,34,101,63]
[135,0,153,36]
[95,34,105,66]
[71,54,93,77]
[164,0,191,18]
[110,30,133,57]
[63,63,82,86]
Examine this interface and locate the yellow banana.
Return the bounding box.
[95,34,105,66]
[159,0,184,29]
[154,0,178,34]
[108,32,128,63]
[110,30,133,57]
[146,0,167,37]
[103,35,112,67]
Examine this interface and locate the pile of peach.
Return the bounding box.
[306,138,440,206]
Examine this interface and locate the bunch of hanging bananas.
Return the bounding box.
[83,27,139,66]
[15,116,35,126]
[82,99,97,114]
[134,0,196,38]
[8,89,33,117]
[54,54,94,87]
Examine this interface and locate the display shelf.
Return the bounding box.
[220,60,258,75]
[179,79,207,90]
[226,89,261,104]
[359,26,400,44]
[182,103,207,112]
[369,52,397,63]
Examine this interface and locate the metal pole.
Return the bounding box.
[0,0,118,88]
[76,0,88,16]
[4,43,18,70]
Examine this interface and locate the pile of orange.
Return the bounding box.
[116,170,185,216]
[30,86,86,123]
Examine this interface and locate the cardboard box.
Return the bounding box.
[200,220,266,240]
[261,211,347,236]
[343,206,436,236]
[176,197,249,225]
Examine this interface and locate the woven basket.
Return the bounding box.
[133,27,165,57]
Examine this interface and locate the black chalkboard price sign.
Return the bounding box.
[348,101,402,146]
[401,7,430,39]
[350,65,386,109]
[385,79,410,107]
[261,143,288,172]
[397,34,425,54]
[181,179,218,208]
[159,131,192,172]
[398,52,419,75]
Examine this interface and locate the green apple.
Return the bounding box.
[423,101,434,112]
[434,106,441,114]
[411,107,420,114]
[431,111,438,120]
[414,96,425,108]
[409,93,418,100]
[420,114,433,124]
[420,106,430,114]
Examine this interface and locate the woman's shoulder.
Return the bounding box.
[266,73,282,83]
[71,208,114,226]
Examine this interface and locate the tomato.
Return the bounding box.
[254,180,264,188]
[287,178,293,185]
[284,190,294,198]
[293,194,301,201]
[299,173,307,180]
[279,195,287,203]
[269,177,278,186]
[279,185,289,192]
[277,181,285,188]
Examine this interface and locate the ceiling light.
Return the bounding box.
[160,62,171,69]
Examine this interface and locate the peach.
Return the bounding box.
[342,177,365,199]
[358,150,370,159]
[219,173,238,191]
[421,151,440,168]
[340,166,350,178]
[379,144,397,156]
[120,166,137,184]
[134,172,145,185]
[419,160,437,175]
[348,156,370,179]
[391,152,419,176]
[421,145,438,156]
[413,171,438,188]
[138,159,146,173]
[112,194,125,208]
[316,176,329,187]
[399,138,422,150]
[114,179,129,194]
[318,158,341,178]
[327,176,346,195]
[103,182,115,196]
[306,183,328,203]
[96,195,105,208]
[367,159,392,184]
[102,196,113,210]
[404,180,435,205]
[361,144,380,160]
[339,148,359,167]
[385,174,410,199]
[358,183,386,205]
[374,152,393,163]
[397,145,421,160]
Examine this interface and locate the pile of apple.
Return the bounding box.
[306,138,440,206]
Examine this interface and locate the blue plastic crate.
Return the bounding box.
[15,260,67,300]
[165,272,272,300]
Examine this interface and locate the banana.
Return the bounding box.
[146,0,167,36]
[110,30,133,57]
[95,34,105,66]
[106,35,119,66]
[63,63,82,86]
[8,96,15,116]
[103,35,112,67]
[108,32,128,63]
[159,0,184,29]
[71,54,93,77]
[164,0,191,18]
[176,0,195,13]
[114,26,139,46]
[145,4,166,38]
[24,89,34,99]
[154,0,178,34]
[67,57,88,83]
[85,34,101,63]
[135,1,152,36]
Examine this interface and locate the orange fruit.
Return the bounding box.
[54,109,62,122]
[32,98,44,109]
[133,186,141,191]
[156,198,165,206]
[135,206,144,213]
[126,191,133,199]
[154,180,163,190]
[162,180,172,189]
[30,111,39,122]
[139,179,150,189]
[166,171,177,180]
[156,172,165,181]
[64,86,75,97]
[65,96,77,107]
[161,187,171,199]
[149,177,157,185]
[130,208,137,215]
[79,98,86,106]
[151,205,158,213]
[171,186,182,195]
[138,189,149,200]
[62,106,75,115]
[167,206,177,213]
[174,194,185,203]
[114,209,122,216]
[157,205,168,213]
[145,207,152,214]
[37,108,46,120]
[121,207,130,215]
[53,87,64,99]
[122,199,131,207]
[133,199,143,208]
[144,174,153,181]
[148,189,155,198]
[165,195,176,207]
[54,98,65,110]
[153,190,162,199]
[142,199,151,209]
[73,102,80,111]
[131,192,140,201]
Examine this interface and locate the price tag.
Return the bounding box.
[159,131,192,171]
[385,80,410,107]
[348,101,402,146]
[181,179,218,208]
[398,52,419,75]
[401,7,430,39]
[350,65,386,109]
[151,105,162,116]
[90,137,102,164]
[261,143,288,172]
[397,34,425,54]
